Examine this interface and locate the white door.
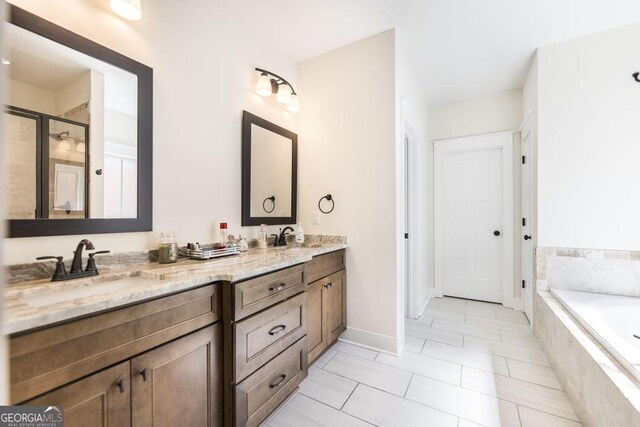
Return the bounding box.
[435,132,514,305]
[521,113,535,321]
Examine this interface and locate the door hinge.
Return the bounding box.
[522,280,526,289]
[522,155,526,164]
[522,218,526,227]
[404,233,409,239]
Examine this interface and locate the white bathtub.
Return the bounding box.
[551,288,640,381]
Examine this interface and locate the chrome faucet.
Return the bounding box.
[71,239,95,273]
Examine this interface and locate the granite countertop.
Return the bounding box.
[4,243,347,335]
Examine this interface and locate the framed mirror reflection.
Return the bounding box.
[4,5,152,237]
[241,111,297,226]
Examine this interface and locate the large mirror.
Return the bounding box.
[4,6,152,237]
[242,111,297,226]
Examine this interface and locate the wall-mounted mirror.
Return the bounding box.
[4,6,152,237]
[242,111,297,226]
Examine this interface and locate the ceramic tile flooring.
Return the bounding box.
[266,296,581,427]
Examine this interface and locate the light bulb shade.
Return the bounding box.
[76,142,86,153]
[277,85,292,104]
[256,73,272,96]
[286,93,300,112]
[58,139,71,150]
[111,0,142,21]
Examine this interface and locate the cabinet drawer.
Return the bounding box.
[234,292,307,382]
[10,283,221,404]
[233,264,305,321]
[306,250,345,283]
[235,337,308,427]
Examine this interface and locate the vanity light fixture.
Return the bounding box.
[58,139,71,151]
[254,68,300,112]
[76,142,86,153]
[110,0,142,21]
[1,57,10,65]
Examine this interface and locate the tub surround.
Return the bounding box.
[534,246,640,426]
[536,246,640,297]
[4,237,347,335]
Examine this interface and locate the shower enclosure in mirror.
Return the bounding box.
[4,5,152,237]
[242,111,297,226]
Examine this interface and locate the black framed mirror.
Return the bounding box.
[4,5,152,237]
[242,111,297,226]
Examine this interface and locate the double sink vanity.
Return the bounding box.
[5,243,347,426]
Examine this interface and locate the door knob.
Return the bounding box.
[493,231,501,236]
[524,235,532,240]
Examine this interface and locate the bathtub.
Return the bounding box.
[551,288,640,381]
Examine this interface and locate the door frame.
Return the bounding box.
[403,122,420,319]
[433,131,516,307]
[520,111,536,321]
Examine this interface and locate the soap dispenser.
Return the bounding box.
[258,224,268,249]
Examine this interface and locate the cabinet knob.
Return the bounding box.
[269,283,285,292]
[140,368,148,382]
[524,235,532,241]
[268,325,286,336]
[117,379,125,393]
[324,282,333,289]
[269,374,287,389]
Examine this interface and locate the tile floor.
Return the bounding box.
[266,296,581,427]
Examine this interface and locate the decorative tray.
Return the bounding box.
[180,246,240,260]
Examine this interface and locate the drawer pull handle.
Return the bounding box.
[117,379,125,393]
[140,368,148,382]
[269,374,287,389]
[269,283,286,292]
[268,325,287,336]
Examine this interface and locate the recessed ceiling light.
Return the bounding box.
[110,0,142,21]
[1,58,10,65]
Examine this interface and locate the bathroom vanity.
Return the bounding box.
[5,245,346,427]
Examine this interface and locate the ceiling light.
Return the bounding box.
[277,84,292,104]
[1,58,10,65]
[111,0,142,21]
[256,73,272,96]
[58,139,71,150]
[286,93,300,112]
[254,68,300,112]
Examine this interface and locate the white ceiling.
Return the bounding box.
[224,0,640,105]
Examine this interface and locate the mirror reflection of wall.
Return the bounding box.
[249,124,293,217]
[3,22,138,220]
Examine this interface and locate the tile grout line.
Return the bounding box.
[339,380,360,411]
[290,389,377,426]
[403,373,414,397]
[516,403,582,424]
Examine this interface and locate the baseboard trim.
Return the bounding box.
[418,293,430,315]
[339,326,399,356]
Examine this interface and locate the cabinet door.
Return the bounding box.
[325,270,347,344]
[131,324,222,427]
[306,279,326,364]
[24,361,130,427]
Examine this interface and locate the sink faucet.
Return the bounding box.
[71,239,95,273]
[276,227,295,247]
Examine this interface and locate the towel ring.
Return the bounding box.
[263,196,276,213]
[634,72,640,83]
[318,194,335,214]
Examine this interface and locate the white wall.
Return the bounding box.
[522,53,538,269]
[537,23,640,250]
[4,0,298,264]
[298,30,400,353]
[428,90,524,301]
[7,79,55,113]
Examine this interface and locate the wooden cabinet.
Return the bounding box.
[307,268,347,365]
[132,324,222,427]
[24,361,131,427]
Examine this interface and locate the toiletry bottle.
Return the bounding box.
[219,222,228,246]
[258,224,268,249]
[158,232,178,264]
[295,224,305,246]
[238,235,248,252]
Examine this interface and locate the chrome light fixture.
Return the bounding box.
[254,68,300,112]
[111,0,142,21]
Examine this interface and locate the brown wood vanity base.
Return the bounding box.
[9,248,346,427]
